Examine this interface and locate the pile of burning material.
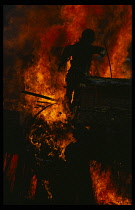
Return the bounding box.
[27,117,75,160]
[3,109,76,204]
[3,78,132,205]
[3,107,132,205]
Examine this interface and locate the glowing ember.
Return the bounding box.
[28,118,76,160]
[6,154,19,192]
[27,174,37,200]
[43,180,52,199]
[3,153,8,172]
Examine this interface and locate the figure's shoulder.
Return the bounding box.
[61,45,73,56]
[65,44,70,48]
[65,44,73,49]
[63,44,73,52]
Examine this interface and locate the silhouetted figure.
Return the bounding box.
[58,29,105,110]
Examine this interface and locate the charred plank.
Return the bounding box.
[22,90,56,101]
[34,103,56,119]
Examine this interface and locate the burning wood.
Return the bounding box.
[22,90,56,101]
[34,103,56,118]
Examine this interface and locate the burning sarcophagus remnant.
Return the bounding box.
[77,76,131,123]
[72,76,132,163]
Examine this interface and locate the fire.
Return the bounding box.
[3,5,132,114]
[27,174,37,200]
[4,154,19,192]
[28,118,76,160]
[42,180,52,200]
[90,161,132,205]
[3,5,132,204]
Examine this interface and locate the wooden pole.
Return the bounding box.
[22,91,56,101]
[104,40,112,78]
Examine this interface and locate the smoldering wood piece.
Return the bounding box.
[22,90,56,101]
[34,103,56,119]
[35,104,46,108]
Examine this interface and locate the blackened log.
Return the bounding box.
[34,103,56,119]
[85,76,131,86]
[22,91,56,101]
[35,104,46,108]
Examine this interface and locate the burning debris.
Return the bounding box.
[22,90,56,101]
[3,5,132,205]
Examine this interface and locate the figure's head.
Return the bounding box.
[81,29,95,43]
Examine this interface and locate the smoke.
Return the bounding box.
[3,5,132,113]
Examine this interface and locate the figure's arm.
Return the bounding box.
[99,48,106,56]
[58,46,71,70]
[96,47,106,61]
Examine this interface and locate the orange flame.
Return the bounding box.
[3,5,132,204]
[27,174,37,200]
[90,161,132,205]
[3,5,132,114]
[6,154,19,192]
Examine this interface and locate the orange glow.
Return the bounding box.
[6,154,19,192]
[43,180,52,199]
[90,161,132,205]
[3,5,132,204]
[23,5,132,122]
[3,5,132,114]
[27,174,37,199]
[3,153,8,171]
[28,119,76,160]
[56,132,76,160]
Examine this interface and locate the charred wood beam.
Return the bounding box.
[37,101,50,104]
[22,91,56,101]
[35,104,46,108]
[85,77,131,86]
[35,106,45,108]
[34,103,56,119]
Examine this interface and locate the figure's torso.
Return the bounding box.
[66,41,104,74]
